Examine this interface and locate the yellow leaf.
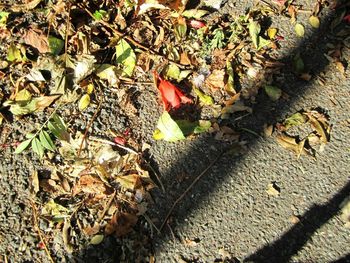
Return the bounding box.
[309,16,320,28]
[295,23,305,37]
[78,94,90,111]
[267,28,278,39]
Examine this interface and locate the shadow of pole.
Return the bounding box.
[244,181,350,262]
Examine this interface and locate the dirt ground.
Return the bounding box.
[0,0,349,262]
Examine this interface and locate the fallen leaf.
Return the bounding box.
[48,36,64,55]
[4,95,60,116]
[295,23,305,37]
[205,69,225,90]
[78,94,90,111]
[248,19,261,49]
[155,73,192,110]
[290,215,300,224]
[194,88,214,105]
[267,28,278,39]
[75,175,111,195]
[182,9,208,19]
[115,39,136,77]
[116,174,141,190]
[90,234,104,245]
[309,16,320,28]
[282,112,308,130]
[264,85,282,101]
[95,64,120,87]
[153,111,185,142]
[105,212,138,236]
[266,182,280,196]
[276,134,308,157]
[23,28,50,53]
[41,199,69,222]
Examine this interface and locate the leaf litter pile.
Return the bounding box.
[0,0,348,261]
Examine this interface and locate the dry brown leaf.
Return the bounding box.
[290,215,300,224]
[23,28,50,53]
[205,69,225,90]
[116,174,142,190]
[75,174,111,195]
[276,134,308,157]
[105,212,138,236]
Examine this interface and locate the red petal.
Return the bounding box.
[159,79,181,109]
[174,87,192,104]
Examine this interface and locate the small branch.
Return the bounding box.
[89,136,138,155]
[30,201,55,263]
[159,151,225,231]
[98,191,116,222]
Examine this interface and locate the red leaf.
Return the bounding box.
[114,136,126,145]
[189,20,206,29]
[344,14,350,23]
[154,72,192,111]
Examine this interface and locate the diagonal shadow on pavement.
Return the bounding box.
[148,3,349,262]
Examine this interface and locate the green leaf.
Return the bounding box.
[194,120,211,134]
[309,16,320,28]
[5,95,59,116]
[165,63,180,81]
[154,111,185,142]
[14,139,32,154]
[90,234,104,245]
[174,18,187,41]
[210,28,225,49]
[115,39,136,77]
[39,130,56,151]
[248,19,261,49]
[182,9,208,19]
[31,137,44,158]
[7,43,24,62]
[93,10,107,20]
[42,199,69,222]
[25,133,36,139]
[48,114,69,141]
[0,11,10,27]
[283,112,307,130]
[15,89,32,102]
[194,88,214,105]
[48,36,64,55]
[257,36,270,50]
[292,53,305,74]
[295,23,305,37]
[264,85,282,101]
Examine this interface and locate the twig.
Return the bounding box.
[77,96,103,157]
[144,156,165,193]
[30,201,55,263]
[97,191,116,222]
[159,151,225,231]
[89,136,138,155]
